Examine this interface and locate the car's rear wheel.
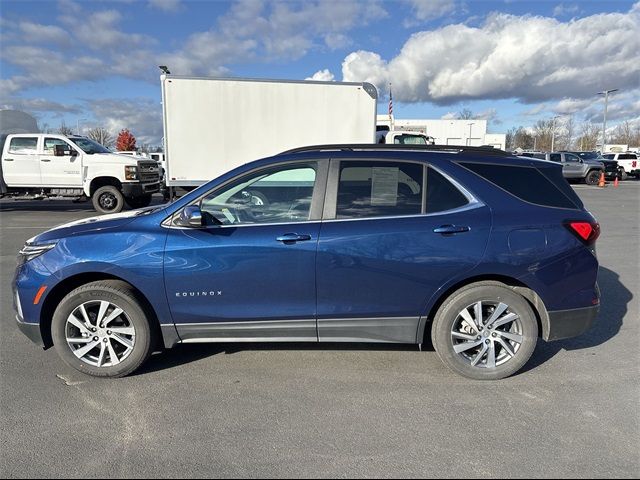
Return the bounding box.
[51,280,153,378]
[432,283,538,380]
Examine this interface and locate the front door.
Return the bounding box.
[316,160,491,343]
[561,153,583,178]
[164,160,327,343]
[40,137,83,186]
[1,136,41,185]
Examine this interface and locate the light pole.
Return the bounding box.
[551,115,561,152]
[597,89,618,153]
[467,122,474,146]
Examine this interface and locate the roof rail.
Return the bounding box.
[280,144,510,157]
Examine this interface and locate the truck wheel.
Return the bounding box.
[431,283,538,380]
[618,169,628,181]
[125,194,152,209]
[92,185,124,214]
[51,280,154,378]
[585,170,601,186]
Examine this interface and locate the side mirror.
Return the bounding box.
[54,145,76,156]
[180,205,203,227]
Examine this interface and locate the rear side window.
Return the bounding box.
[336,161,423,219]
[9,137,38,154]
[619,154,637,160]
[549,153,561,162]
[460,163,579,209]
[426,167,469,214]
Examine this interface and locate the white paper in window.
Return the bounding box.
[371,167,399,206]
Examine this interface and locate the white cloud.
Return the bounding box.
[19,22,70,46]
[404,0,457,26]
[148,0,182,12]
[553,3,579,17]
[342,6,640,106]
[87,98,164,146]
[306,69,335,82]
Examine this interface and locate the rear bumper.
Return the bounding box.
[545,305,599,341]
[16,316,45,348]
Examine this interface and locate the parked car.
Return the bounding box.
[13,145,600,380]
[520,151,604,185]
[601,152,639,179]
[562,151,623,180]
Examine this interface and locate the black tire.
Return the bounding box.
[51,280,154,378]
[584,170,601,186]
[431,282,538,380]
[92,185,125,214]
[618,168,628,181]
[125,194,152,209]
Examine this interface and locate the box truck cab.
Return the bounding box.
[1,134,160,213]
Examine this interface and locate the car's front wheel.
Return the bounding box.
[431,283,538,380]
[584,170,601,185]
[51,280,153,378]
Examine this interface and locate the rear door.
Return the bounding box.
[40,137,83,186]
[315,159,491,343]
[1,135,41,185]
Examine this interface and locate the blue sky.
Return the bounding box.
[1,0,638,145]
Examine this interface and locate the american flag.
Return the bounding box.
[388,85,393,118]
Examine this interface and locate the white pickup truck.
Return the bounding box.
[0,133,161,213]
[602,152,640,179]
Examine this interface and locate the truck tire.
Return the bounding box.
[51,280,154,378]
[92,185,124,214]
[431,283,538,380]
[584,170,601,186]
[125,194,152,209]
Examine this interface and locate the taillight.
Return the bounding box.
[565,221,600,244]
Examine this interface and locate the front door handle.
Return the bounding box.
[41,159,51,162]
[3,158,13,161]
[433,225,471,235]
[276,233,312,244]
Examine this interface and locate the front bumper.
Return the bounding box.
[122,182,160,197]
[16,316,45,348]
[545,305,599,341]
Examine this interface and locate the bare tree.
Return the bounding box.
[534,119,556,152]
[557,115,575,150]
[87,127,114,148]
[506,126,535,151]
[457,108,474,120]
[575,122,601,151]
[610,121,634,145]
[57,121,73,136]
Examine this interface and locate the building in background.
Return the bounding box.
[377,116,506,150]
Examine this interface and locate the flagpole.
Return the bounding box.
[388,83,394,131]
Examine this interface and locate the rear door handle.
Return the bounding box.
[276,233,312,243]
[3,158,13,161]
[41,159,51,162]
[433,225,471,234]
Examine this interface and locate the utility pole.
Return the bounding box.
[597,89,618,153]
[551,115,561,152]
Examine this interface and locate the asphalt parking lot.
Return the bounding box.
[1,183,639,478]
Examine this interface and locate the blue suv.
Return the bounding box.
[13,145,600,380]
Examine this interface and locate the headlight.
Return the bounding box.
[17,242,57,266]
[125,166,138,180]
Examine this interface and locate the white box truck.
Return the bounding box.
[161,75,379,187]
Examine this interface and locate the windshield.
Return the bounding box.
[69,137,111,154]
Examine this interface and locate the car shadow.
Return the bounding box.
[136,266,629,377]
[136,342,422,376]
[520,265,631,373]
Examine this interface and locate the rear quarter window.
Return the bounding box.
[460,162,580,209]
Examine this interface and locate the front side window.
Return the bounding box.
[44,138,72,155]
[198,163,317,226]
[8,137,38,154]
[336,161,423,219]
[564,153,580,163]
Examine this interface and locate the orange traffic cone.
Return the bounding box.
[598,172,606,188]
[614,176,619,188]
